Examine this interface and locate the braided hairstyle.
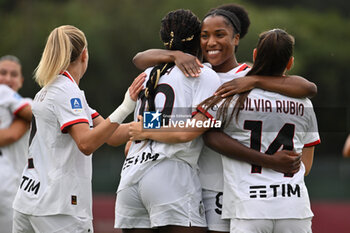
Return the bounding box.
[144,9,201,111]
[204,3,250,53]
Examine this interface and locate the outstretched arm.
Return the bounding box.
[0,118,30,146]
[215,75,317,98]
[133,49,203,77]
[67,73,146,155]
[203,129,301,174]
[129,113,209,143]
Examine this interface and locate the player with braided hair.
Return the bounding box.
[114,9,221,233]
[130,4,315,233]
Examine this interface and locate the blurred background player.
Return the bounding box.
[0,55,32,233]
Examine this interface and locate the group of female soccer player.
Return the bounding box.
[1,3,320,233]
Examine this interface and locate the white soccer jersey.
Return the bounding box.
[201,89,320,219]
[118,64,221,191]
[0,85,31,205]
[198,64,250,192]
[13,71,99,219]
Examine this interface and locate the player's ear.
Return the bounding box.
[81,48,88,63]
[253,48,257,62]
[286,56,294,71]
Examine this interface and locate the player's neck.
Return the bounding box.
[67,66,83,85]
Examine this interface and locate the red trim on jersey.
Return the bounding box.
[196,105,215,120]
[61,71,74,83]
[191,111,198,117]
[235,64,250,74]
[304,139,321,147]
[13,102,30,116]
[91,112,100,119]
[61,119,89,133]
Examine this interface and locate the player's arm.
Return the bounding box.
[107,123,131,146]
[301,146,315,176]
[203,129,301,174]
[15,104,32,122]
[67,73,146,155]
[133,49,202,77]
[124,140,132,156]
[0,118,30,146]
[215,75,317,98]
[129,113,209,143]
[343,135,350,157]
[92,114,132,147]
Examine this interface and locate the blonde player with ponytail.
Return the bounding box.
[12,25,145,233]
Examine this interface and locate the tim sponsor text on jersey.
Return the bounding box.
[249,183,301,199]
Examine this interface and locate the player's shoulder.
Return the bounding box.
[0,83,14,94]
[51,74,80,93]
[251,89,313,106]
[198,63,220,81]
[0,84,23,101]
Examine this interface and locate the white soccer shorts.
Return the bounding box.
[12,210,93,233]
[202,189,230,232]
[230,217,312,233]
[114,159,207,229]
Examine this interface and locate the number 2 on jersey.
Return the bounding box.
[244,120,295,177]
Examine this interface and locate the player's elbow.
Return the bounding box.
[77,143,94,156]
[132,52,147,70]
[307,82,317,98]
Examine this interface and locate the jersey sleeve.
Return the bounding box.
[53,85,90,133]
[303,99,321,147]
[0,84,30,116]
[88,106,100,119]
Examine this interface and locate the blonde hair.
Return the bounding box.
[34,25,87,87]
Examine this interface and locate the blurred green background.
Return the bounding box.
[1,0,349,200]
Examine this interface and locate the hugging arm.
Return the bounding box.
[133,49,203,77]
[129,113,209,143]
[203,129,301,174]
[216,75,317,98]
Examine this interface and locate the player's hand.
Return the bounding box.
[269,150,301,174]
[174,52,203,77]
[129,72,146,101]
[129,115,146,141]
[214,76,255,97]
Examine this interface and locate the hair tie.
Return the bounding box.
[163,31,174,49]
[181,35,194,42]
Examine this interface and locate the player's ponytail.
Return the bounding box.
[34,25,87,87]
